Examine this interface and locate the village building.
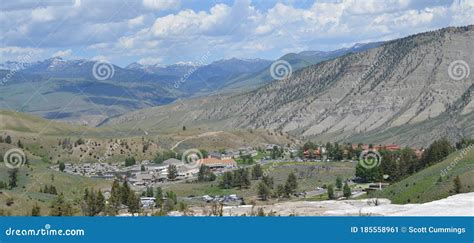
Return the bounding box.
[162,158,184,167]
[139,197,155,208]
[198,157,237,169]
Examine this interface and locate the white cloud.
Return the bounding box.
[149,0,258,38]
[73,0,82,8]
[52,49,73,58]
[450,0,474,25]
[117,37,135,49]
[344,0,411,15]
[91,55,110,62]
[128,15,145,28]
[31,7,55,22]
[138,57,163,65]
[0,46,43,62]
[142,0,180,10]
[1,0,473,64]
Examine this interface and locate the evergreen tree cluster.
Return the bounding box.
[49,193,73,216]
[40,185,58,195]
[108,180,140,215]
[356,138,455,182]
[197,165,216,182]
[125,157,136,167]
[258,173,298,200]
[82,188,105,216]
[153,188,180,215]
[219,168,251,189]
[270,146,284,159]
[0,135,13,144]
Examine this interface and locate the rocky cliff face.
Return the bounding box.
[107,26,473,146]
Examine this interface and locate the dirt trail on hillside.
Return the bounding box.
[170,131,224,151]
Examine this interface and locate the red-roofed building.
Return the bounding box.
[198,157,237,169]
[384,144,401,151]
[351,144,401,151]
[303,147,325,159]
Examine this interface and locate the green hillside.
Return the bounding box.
[372,147,474,204]
[0,148,110,216]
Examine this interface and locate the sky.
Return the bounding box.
[0,0,473,67]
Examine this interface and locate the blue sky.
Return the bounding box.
[1,0,473,67]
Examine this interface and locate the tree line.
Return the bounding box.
[356,138,458,182]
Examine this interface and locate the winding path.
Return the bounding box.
[170,131,225,151]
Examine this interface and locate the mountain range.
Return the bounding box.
[104,26,474,147]
[0,42,380,126]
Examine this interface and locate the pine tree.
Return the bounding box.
[50,185,57,195]
[275,184,286,198]
[284,172,298,196]
[336,177,342,190]
[96,190,105,214]
[109,180,122,214]
[5,135,12,144]
[85,188,97,216]
[251,164,263,180]
[233,168,251,189]
[343,182,351,198]
[167,165,178,180]
[178,201,188,212]
[146,187,154,197]
[125,157,136,167]
[49,193,73,216]
[121,180,131,205]
[8,169,18,189]
[453,176,462,194]
[198,165,215,182]
[262,175,274,189]
[59,162,66,172]
[327,185,335,199]
[155,187,163,208]
[219,172,233,189]
[31,204,41,216]
[257,181,271,201]
[127,192,140,214]
[166,191,177,205]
